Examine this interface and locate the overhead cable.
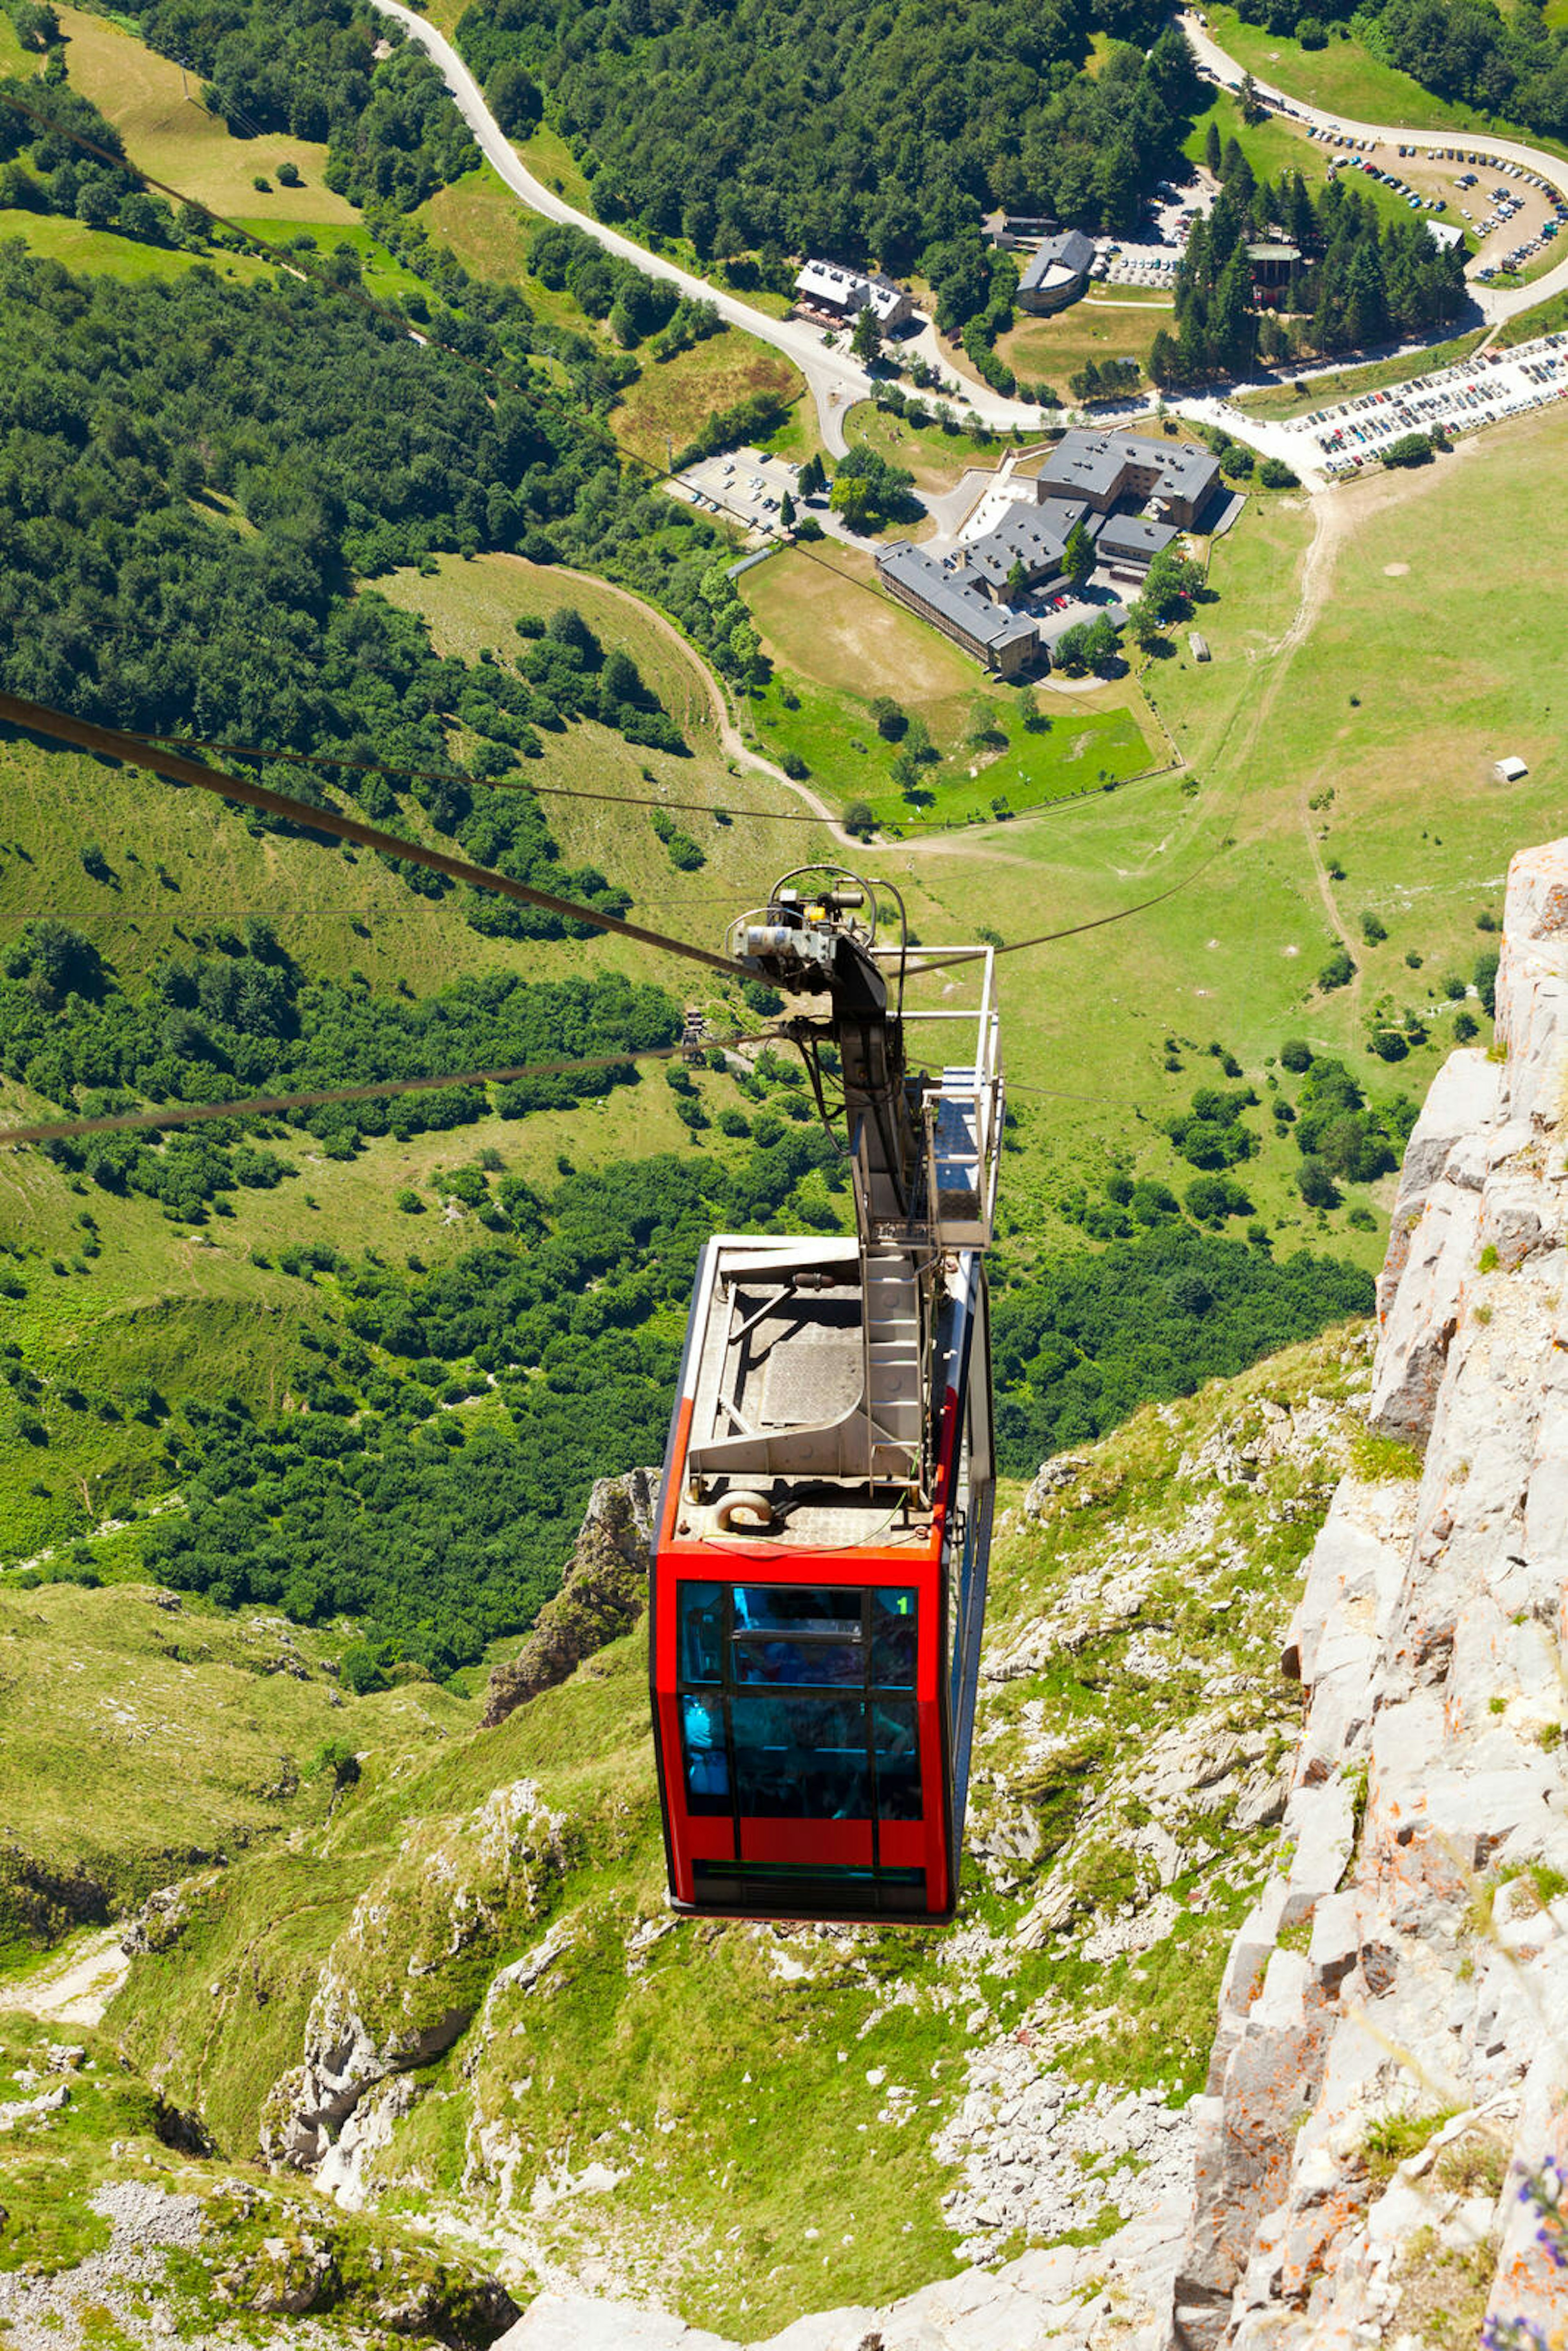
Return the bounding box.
[0,691,752,981]
[147,730,821,824]
[0,1031,777,1149]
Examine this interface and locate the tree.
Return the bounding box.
[1062,519,1095,589]
[798,453,826,499]
[13,1,59,47]
[844,799,875,840]
[778,490,795,528]
[1316,946,1355,992]
[851,304,884,364]
[1239,71,1265,125]
[1298,1156,1340,1209]
[487,59,542,137]
[277,160,302,187]
[870,696,907,741]
[1279,1038,1313,1073]
[1127,595,1163,652]
[1005,557,1029,600]
[1084,612,1120,672]
[1204,117,1222,176]
[1053,622,1091,675]
[75,179,117,230]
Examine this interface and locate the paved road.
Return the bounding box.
[371,0,1070,450]
[1179,12,1568,324]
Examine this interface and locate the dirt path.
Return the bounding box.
[0,1928,129,2027]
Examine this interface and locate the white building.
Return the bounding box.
[793,260,915,330]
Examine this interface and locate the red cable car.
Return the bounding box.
[650,873,1002,1925]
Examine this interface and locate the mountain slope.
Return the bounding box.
[104,1324,1372,2339]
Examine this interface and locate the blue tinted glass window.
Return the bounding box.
[873,1699,921,1819]
[733,1636,865,1688]
[870,1588,918,1689]
[681,1693,730,1815]
[733,1586,862,1638]
[731,1692,872,1819]
[677,1582,725,1683]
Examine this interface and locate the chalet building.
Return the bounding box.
[1017,229,1096,315]
[1033,431,1222,530]
[875,545,1038,676]
[793,260,915,330]
[1246,239,1302,303]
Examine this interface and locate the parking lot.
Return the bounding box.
[1298,125,1566,283]
[1281,328,1568,474]
[670,448,804,534]
[1092,173,1216,289]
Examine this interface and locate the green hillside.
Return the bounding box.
[81,1325,1365,2338]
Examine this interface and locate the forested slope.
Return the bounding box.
[451,0,1206,319]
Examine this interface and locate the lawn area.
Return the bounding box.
[0,11,40,72]
[1234,330,1488,419]
[230,216,429,305]
[416,163,556,304]
[0,207,274,283]
[514,121,593,211]
[1200,6,1515,138]
[996,297,1173,399]
[54,5,353,224]
[612,329,804,471]
[738,542,1158,830]
[818,408,1568,1275]
[843,400,1021,491]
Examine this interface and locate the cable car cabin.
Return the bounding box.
[648,872,1002,1926]
[650,1237,993,1925]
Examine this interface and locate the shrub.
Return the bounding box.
[394,1187,424,1213]
[843,799,875,839]
[1360,910,1387,945]
[1280,1038,1313,1073]
[277,160,302,187]
[1317,947,1355,992]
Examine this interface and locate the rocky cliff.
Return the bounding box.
[485,843,1568,2351]
[1165,837,1568,2348]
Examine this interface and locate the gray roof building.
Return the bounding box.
[960,497,1096,600]
[1035,432,1222,527]
[1096,512,1180,569]
[875,544,1038,675]
[1018,231,1096,313]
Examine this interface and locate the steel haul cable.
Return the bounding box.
[144,731,821,825]
[0,691,752,982]
[0,1032,779,1148]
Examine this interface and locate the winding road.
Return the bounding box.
[377,0,1568,476]
[370,0,1062,450]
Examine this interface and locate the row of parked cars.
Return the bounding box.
[1328,152,1446,214]
[1299,331,1568,472]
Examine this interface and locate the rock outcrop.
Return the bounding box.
[482,1468,657,1729]
[1170,836,1568,2347]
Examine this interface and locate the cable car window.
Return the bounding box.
[731,1692,871,1818]
[733,1637,863,1689]
[674,1584,924,1822]
[677,1583,725,1683]
[870,1590,917,1689]
[873,1699,921,1818]
[680,1693,731,1814]
[733,1586,862,1638]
